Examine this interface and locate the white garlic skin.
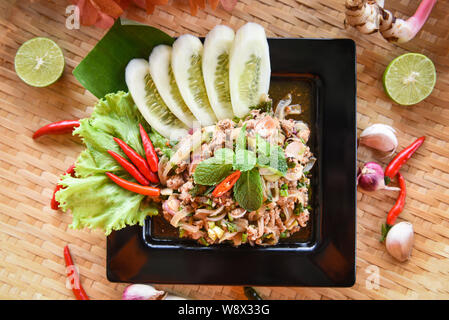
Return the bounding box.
[360,123,398,153]
[385,222,414,262]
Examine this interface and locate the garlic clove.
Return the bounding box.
[122,284,166,300]
[360,123,398,153]
[385,222,414,262]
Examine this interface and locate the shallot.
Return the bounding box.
[122,284,167,300]
[122,284,187,300]
[385,222,414,262]
[357,162,400,192]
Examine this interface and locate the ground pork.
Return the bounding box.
[217,119,234,130]
[178,180,194,202]
[159,109,313,247]
[280,119,295,138]
[166,174,185,190]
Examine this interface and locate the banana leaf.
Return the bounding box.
[73,18,174,98]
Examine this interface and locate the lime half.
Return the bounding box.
[14,37,65,87]
[383,53,436,106]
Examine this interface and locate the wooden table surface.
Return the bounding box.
[1,0,449,300]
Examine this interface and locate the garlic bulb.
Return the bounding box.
[360,124,398,154]
[385,222,414,262]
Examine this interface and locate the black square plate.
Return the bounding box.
[107,38,357,287]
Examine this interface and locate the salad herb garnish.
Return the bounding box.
[233,168,263,212]
[193,123,288,212]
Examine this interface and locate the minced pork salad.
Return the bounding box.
[55,23,316,246]
[158,95,315,246]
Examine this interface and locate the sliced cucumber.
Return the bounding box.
[229,23,271,118]
[125,58,188,141]
[149,45,197,127]
[202,25,235,120]
[171,34,217,126]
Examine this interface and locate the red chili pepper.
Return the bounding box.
[33,120,80,139]
[145,169,160,184]
[63,245,89,300]
[106,172,160,196]
[386,172,406,226]
[212,171,241,197]
[385,136,425,184]
[66,164,76,176]
[139,124,159,172]
[107,150,150,186]
[113,137,157,183]
[51,164,76,210]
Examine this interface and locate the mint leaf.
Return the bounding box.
[214,148,235,164]
[236,123,247,151]
[268,146,288,175]
[233,168,263,212]
[193,157,233,185]
[234,149,257,172]
[255,134,288,176]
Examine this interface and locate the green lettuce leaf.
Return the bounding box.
[58,175,158,235]
[55,91,163,235]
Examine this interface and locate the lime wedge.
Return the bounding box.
[14,37,65,87]
[383,53,436,106]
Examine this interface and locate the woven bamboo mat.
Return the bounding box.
[0,0,448,300]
